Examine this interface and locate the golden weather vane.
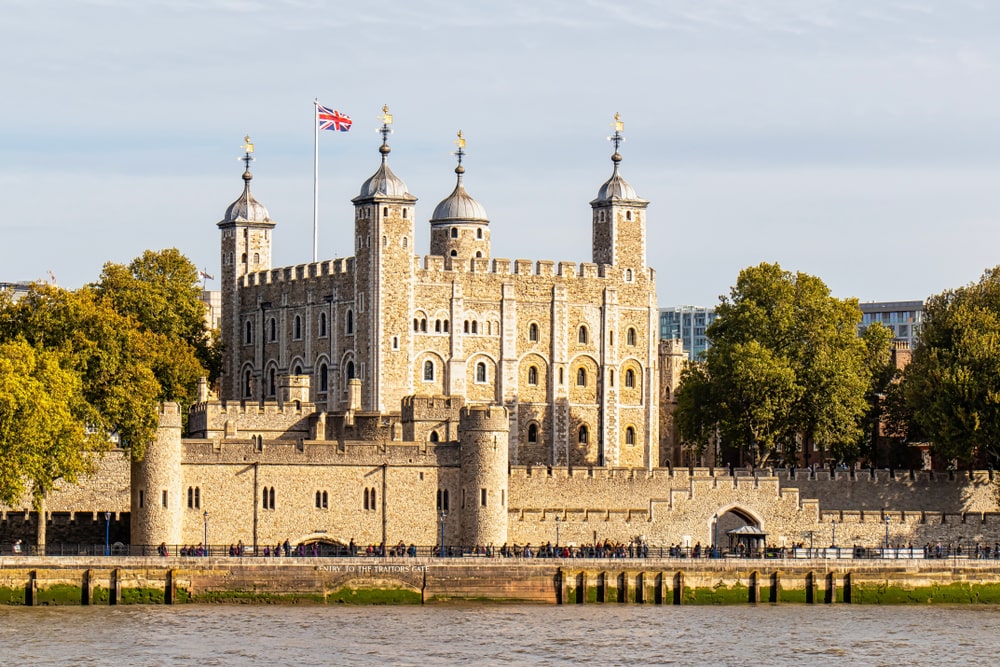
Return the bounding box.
[455,129,466,150]
[242,135,254,154]
[613,112,624,133]
[381,104,393,125]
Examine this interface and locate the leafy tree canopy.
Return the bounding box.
[901,266,1000,464]
[675,262,886,466]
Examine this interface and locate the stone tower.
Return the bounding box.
[459,405,509,547]
[591,113,649,270]
[658,338,687,467]
[218,137,275,401]
[350,107,418,413]
[429,131,491,263]
[131,403,184,548]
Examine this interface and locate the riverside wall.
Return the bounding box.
[4,557,1000,606]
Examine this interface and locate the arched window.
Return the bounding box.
[319,312,327,337]
[527,366,538,385]
[346,361,356,380]
[625,269,633,282]
[269,318,276,342]
[464,321,470,334]
[625,369,635,388]
[430,431,440,443]
[578,425,589,444]
[364,488,369,510]
[443,320,449,332]
[527,423,538,443]
[476,362,487,383]
[421,319,427,332]
[383,206,389,216]
[268,368,276,396]
[319,363,328,392]
[625,426,635,445]
[294,315,302,340]
[477,228,483,239]
[475,251,482,258]
[576,368,586,386]
[471,321,478,334]
[627,327,636,346]
[451,227,458,238]
[346,310,354,335]
[424,360,434,381]
[262,486,275,510]
[253,252,260,264]
[450,250,457,257]
[414,318,420,332]
[626,211,632,221]
[559,368,564,385]
[245,321,252,344]
[609,369,615,387]
[370,487,377,509]
[293,364,302,375]
[578,326,588,344]
[435,319,441,332]
[243,370,253,397]
[528,323,538,342]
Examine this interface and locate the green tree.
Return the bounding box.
[901,267,1000,465]
[675,263,883,466]
[0,338,102,507]
[94,248,219,387]
[0,284,161,460]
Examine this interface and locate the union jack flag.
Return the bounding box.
[317,105,352,132]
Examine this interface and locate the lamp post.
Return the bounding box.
[104,512,111,556]
[884,515,890,553]
[831,519,837,547]
[713,513,719,556]
[203,511,209,557]
[807,530,814,555]
[438,510,448,558]
[555,516,561,549]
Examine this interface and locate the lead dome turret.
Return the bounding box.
[430,131,491,262]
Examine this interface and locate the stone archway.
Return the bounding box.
[709,505,763,548]
[294,533,353,557]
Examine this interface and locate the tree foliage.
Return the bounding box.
[94,247,219,387]
[900,266,1000,464]
[0,339,100,506]
[675,263,886,466]
[0,249,213,505]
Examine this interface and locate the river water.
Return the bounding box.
[1,604,997,666]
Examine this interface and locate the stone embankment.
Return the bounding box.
[4,557,1000,605]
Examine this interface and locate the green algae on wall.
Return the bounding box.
[121,587,165,605]
[683,583,749,605]
[0,586,26,605]
[36,584,82,605]
[327,587,421,605]
[851,581,1000,604]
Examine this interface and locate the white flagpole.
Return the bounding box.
[313,99,319,263]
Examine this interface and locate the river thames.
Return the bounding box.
[1,604,998,666]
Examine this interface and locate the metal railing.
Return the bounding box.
[4,542,999,560]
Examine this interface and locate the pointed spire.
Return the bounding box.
[453,130,467,180]
[608,112,625,173]
[220,135,272,224]
[378,104,393,161]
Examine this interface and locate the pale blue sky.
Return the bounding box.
[3,0,999,306]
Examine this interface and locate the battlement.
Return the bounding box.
[243,257,356,287]
[401,395,464,421]
[459,404,509,431]
[415,255,627,281]
[180,436,460,467]
[659,339,685,355]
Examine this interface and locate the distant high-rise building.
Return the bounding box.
[858,300,923,348]
[659,306,717,361]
